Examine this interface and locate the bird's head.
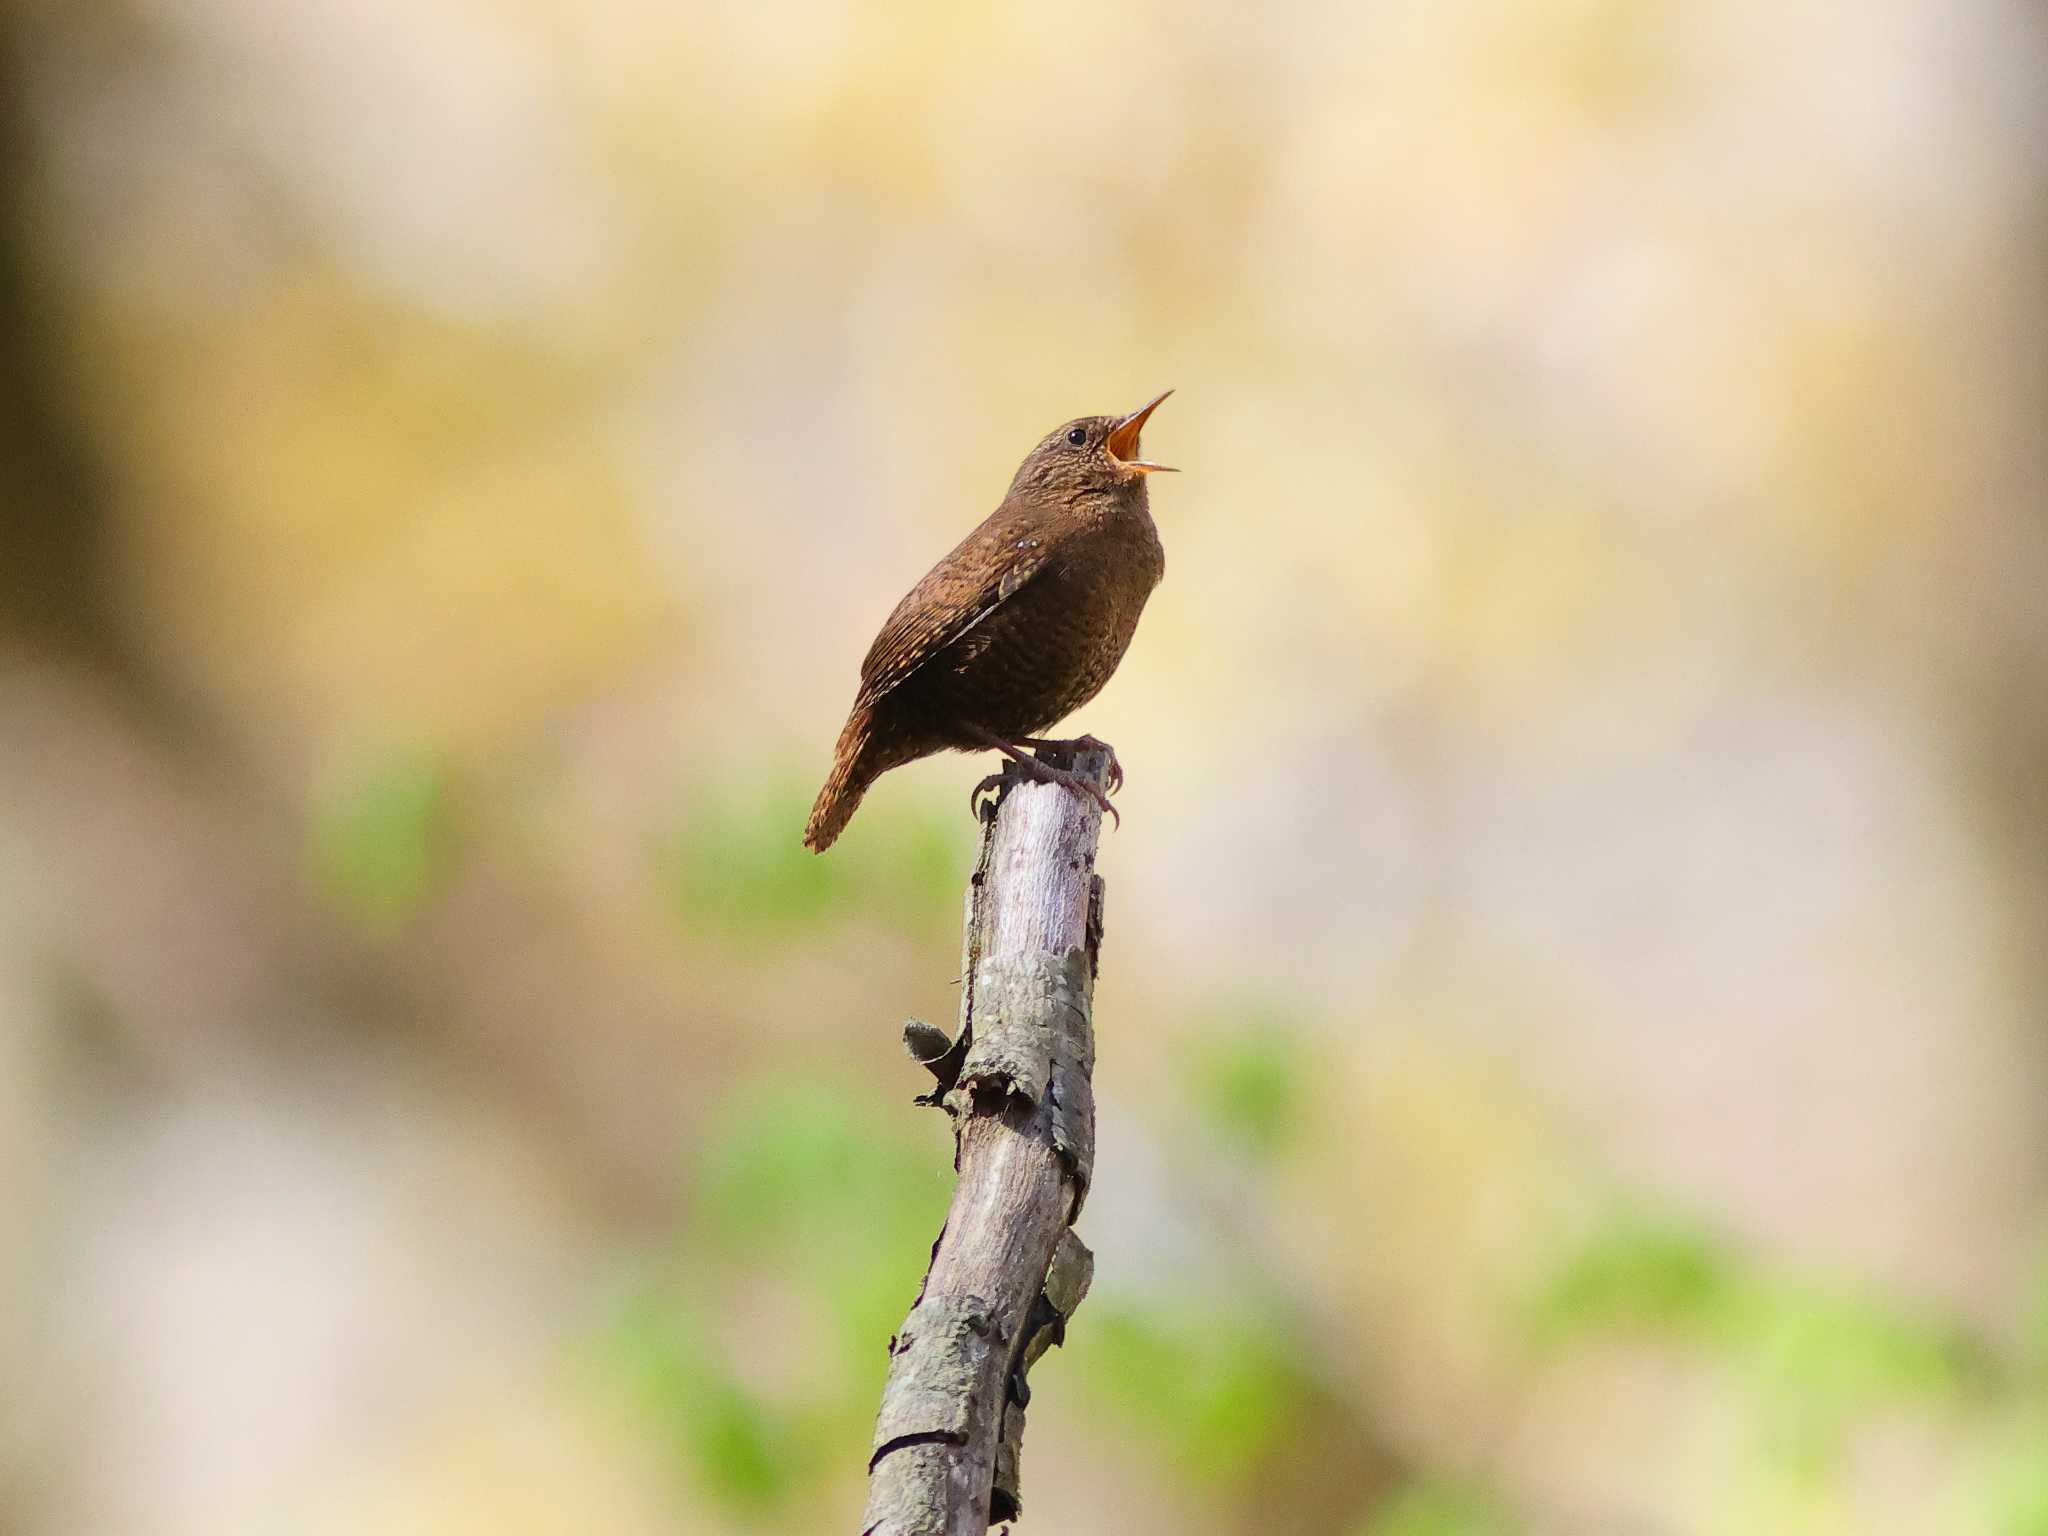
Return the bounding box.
[1008,390,1176,499]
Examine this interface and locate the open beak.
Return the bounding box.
[1105,389,1176,474]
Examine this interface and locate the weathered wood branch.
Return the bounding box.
[862,747,1108,1534]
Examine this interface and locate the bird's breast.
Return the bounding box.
[943,516,1160,731]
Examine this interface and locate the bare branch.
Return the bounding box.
[863,747,1108,1534]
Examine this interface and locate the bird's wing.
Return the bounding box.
[856,498,1058,709]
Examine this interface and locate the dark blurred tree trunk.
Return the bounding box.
[0,17,117,665]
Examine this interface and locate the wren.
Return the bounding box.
[804,391,1175,851]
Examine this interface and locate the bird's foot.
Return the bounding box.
[1010,752,1120,829]
[1015,734,1124,795]
[967,727,1121,829]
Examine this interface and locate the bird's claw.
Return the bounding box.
[1083,779,1121,830]
[975,753,1120,831]
[969,769,1011,822]
[1036,761,1119,830]
[1071,735,1124,796]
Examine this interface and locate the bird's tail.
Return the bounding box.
[805,709,888,852]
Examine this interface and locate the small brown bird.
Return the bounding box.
[804,391,1176,852]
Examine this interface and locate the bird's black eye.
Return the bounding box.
[1065,427,1087,447]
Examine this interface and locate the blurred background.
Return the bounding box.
[2,0,2045,1532]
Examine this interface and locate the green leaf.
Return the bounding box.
[1182,1009,1310,1161]
[1986,1407,2048,1536]
[691,1379,801,1513]
[666,773,966,942]
[599,1285,811,1515]
[591,1074,953,1518]
[692,1080,950,1363]
[311,752,451,932]
[1526,1206,1749,1349]
[1365,1477,1517,1536]
[1083,1302,1314,1486]
[1528,1200,1998,1496]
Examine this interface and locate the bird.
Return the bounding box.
[804,390,1176,852]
